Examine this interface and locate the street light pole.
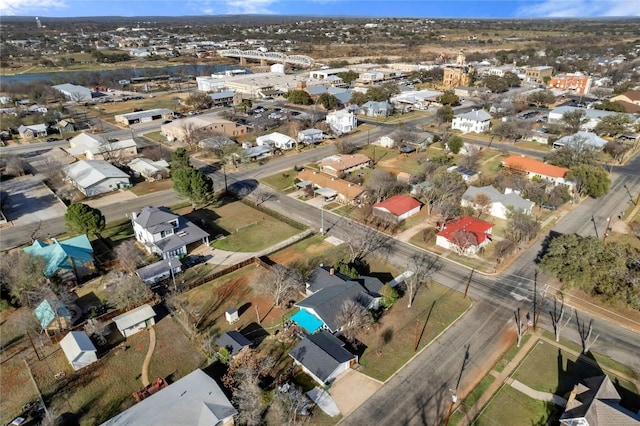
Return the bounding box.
[591,215,599,239]
[169,259,177,293]
[320,199,325,235]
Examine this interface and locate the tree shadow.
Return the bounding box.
[237,302,252,317]
[241,322,270,347]
[535,230,564,263]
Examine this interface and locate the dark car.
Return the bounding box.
[540,204,556,210]
[46,137,57,142]
[182,255,206,268]
[162,120,172,124]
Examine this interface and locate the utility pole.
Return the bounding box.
[591,215,599,239]
[413,320,420,352]
[169,259,177,293]
[222,163,228,192]
[463,269,474,298]
[623,183,637,206]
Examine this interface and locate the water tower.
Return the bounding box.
[35,17,42,28]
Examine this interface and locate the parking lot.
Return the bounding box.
[1,175,67,226]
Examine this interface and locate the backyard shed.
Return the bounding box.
[113,304,156,338]
[59,331,98,371]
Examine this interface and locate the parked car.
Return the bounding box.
[541,204,556,210]
[182,255,206,268]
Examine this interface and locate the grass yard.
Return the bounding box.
[129,179,174,196]
[494,334,531,373]
[143,131,168,144]
[358,144,399,164]
[26,314,205,425]
[358,282,471,381]
[259,168,299,192]
[474,385,559,426]
[512,341,639,412]
[183,201,302,253]
[462,375,495,409]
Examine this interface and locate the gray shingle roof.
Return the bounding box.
[215,331,252,356]
[296,282,373,332]
[455,109,492,122]
[305,266,353,293]
[289,331,355,383]
[462,185,534,213]
[133,206,178,229]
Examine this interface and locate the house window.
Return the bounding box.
[161,229,173,238]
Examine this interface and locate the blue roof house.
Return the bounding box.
[34,299,73,332]
[24,235,96,279]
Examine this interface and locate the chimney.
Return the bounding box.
[330,268,335,275]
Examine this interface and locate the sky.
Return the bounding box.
[1,0,639,18]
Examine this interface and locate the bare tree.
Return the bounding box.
[576,314,599,354]
[84,318,109,346]
[4,154,27,177]
[344,227,392,263]
[0,251,48,305]
[549,298,573,342]
[253,187,278,206]
[459,151,481,170]
[114,240,147,273]
[473,193,492,218]
[365,169,408,201]
[449,231,478,255]
[252,264,304,308]
[335,299,373,343]
[267,386,309,426]
[178,121,200,149]
[106,274,152,310]
[335,139,357,154]
[403,253,439,308]
[514,307,525,347]
[506,210,540,244]
[495,239,517,264]
[233,377,263,426]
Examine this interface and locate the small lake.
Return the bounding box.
[1,64,248,85]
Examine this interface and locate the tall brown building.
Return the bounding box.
[443,51,473,89]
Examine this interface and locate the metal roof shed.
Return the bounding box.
[59,331,98,371]
[113,304,156,338]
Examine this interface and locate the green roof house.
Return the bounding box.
[24,235,95,278]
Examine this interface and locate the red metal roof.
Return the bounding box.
[502,155,568,179]
[373,195,422,216]
[437,216,494,246]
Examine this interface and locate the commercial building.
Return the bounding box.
[548,72,592,95]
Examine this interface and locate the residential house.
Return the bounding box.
[101,369,237,426]
[552,131,608,150]
[128,158,170,181]
[216,331,252,356]
[199,135,236,150]
[289,331,357,386]
[115,109,173,126]
[560,375,640,426]
[361,101,392,117]
[63,160,131,196]
[60,331,98,371]
[132,206,210,259]
[548,72,592,95]
[502,155,572,187]
[55,119,75,134]
[524,66,553,84]
[52,83,92,102]
[113,304,156,338]
[208,90,242,107]
[319,154,372,177]
[236,145,273,162]
[373,195,422,222]
[18,124,48,139]
[391,89,443,110]
[24,234,95,278]
[256,132,296,150]
[489,100,514,114]
[547,106,618,131]
[461,186,535,220]
[525,130,552,145]
[34,299,73,332]
[161,115,246,141]
[326,109,358,135]
[447,165,480,183]
[452,110,492,134]
[296,169,367,204]
[379,136,396,148]
[135,258,182,285]
[293,265,383,334]
[298,128,326,145]
[67,133,137,161]
[610,90,640,114]
[436,216,494,255]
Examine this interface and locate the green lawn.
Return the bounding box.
[494,334,531,373]
[184,201,302,252]
[474,386,559,426]
[463,375,496,408]
[259,168,298,192]
[143,131,168,144]
[358,282,471,381]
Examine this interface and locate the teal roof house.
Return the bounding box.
[24,234,96,278]
[34,299,73,332]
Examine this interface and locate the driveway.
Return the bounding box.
[83,190,138,209]
[1,175,67,226]
[329,369,382,417]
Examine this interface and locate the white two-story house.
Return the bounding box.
[452,110,492,134]
[326,110,358,135]
[132,206,210,259]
